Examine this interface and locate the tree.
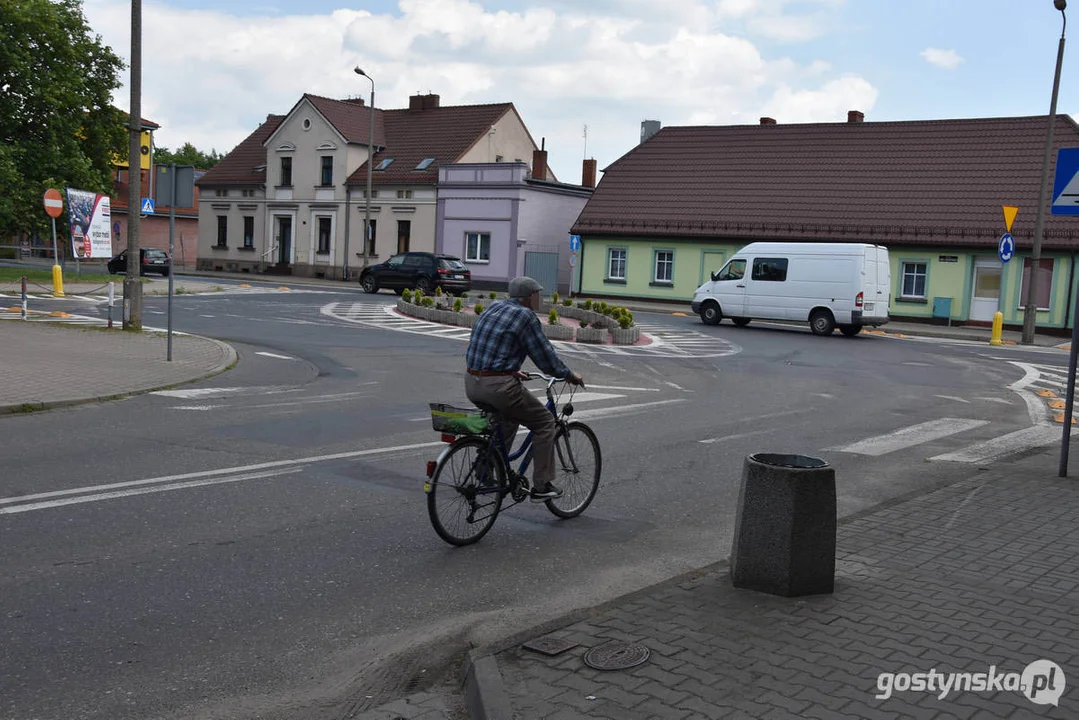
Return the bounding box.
[154,142,223,169]
[0,0,125,239]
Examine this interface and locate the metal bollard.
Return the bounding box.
[21,276,27,320]
[990,311,1004,346]
[107,281,114,329]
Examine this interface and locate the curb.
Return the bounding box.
[0,335,237,416]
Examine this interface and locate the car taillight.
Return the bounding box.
[437,268,448,274]
[426,461,437,477]
[142,255,149,264]
[855,292,864,308]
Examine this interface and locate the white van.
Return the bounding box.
[690,242,891,336]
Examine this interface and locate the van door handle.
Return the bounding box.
[736,284,745,288]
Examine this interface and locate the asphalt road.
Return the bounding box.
[1,281,1072,720]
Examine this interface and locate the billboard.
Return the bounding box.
[65,188,112,259]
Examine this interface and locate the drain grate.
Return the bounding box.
[522,635,579,657]
[583,642,650,671]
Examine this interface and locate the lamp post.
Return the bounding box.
[1023,0,1068,344]
[355,67,375,272]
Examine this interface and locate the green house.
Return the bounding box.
[572,112,1079,332]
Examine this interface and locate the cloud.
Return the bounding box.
[920,48,964,70]
[83,0,872,180]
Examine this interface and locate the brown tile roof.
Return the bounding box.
[573,115,1079,250]
[195,115,285,186]
[305,94,385,148]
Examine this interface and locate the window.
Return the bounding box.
[280,156,292,187]
[397,220,411,253]
[216,216,227,247]
[376,158,394,171]
[414,158,436,170]
[364,219,377,256]
[243,216,254,248]
[1020,258,1054,310]
[317,217,332,254]
[396,189,413,199]
[901,262,927,298]
[466,232,490,262]
[214,189,227,197]
[752,257,788,282]
[607,248,626,280]
[362,189,379,199]
[653,250,673,283]
[716,259,745,281]
[320,156,333,186]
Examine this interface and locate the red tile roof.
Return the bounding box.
[573,115,1079,250]
[196,115,284,185]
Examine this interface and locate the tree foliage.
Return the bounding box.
[154,142,224,170]
[0,0,125,238]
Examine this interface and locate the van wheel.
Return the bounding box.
[731,317,751,327]
[839,325,862,337]
[809,310,836,335]
[700,302,721,325]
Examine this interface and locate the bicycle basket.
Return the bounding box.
[430,403,490,435]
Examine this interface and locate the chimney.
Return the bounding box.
[422,93,440,110]
[409,94,424,112]
[760,117,776,125]
[640,120,661,144]
[532,138,548,181]
[582,158,597,188]
[847,110,864,123]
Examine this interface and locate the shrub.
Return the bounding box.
[453,297,463,312]
[548,308,559,325]
[421,297,435,307]
[474,303,485,315]
[402,289,413,302]
[435,286,443,297]
[618,314,633,329]
[579,318,589,328]
[552,291,560,304]
[622,309,634,325]
[590,320,607,329]
[583,299,593,310]
[413,288,424,301]
[598,301,608,312]
[562,298,572,307]
[489,291,497,300]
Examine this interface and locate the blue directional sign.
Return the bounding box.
[569,234,581,251]
[1052,148,1079,215]
[141,197,155,215]
[999,233,1015,263]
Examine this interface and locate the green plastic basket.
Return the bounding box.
[430,403,490,435]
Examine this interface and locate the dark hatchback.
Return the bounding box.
[359,252,471,295]
[107,248,171,276]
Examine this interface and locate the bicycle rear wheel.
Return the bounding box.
[427,437,505,546]
[546,422,601,518]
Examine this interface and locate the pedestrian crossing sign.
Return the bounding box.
[141,198,155,215]
[1051,148,1079,215]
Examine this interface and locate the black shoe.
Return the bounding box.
[530,484,563,502]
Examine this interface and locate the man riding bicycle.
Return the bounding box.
[465,276,585,502]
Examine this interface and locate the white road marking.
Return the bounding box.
[935,395,971,404]
[255,351,295,360]
[975,397,1013,404]
[699,430,772,444]
[931,425,1070,464]
[826,418,990,456]
[572,398,686,421]
[169,405,218,411]
[585,384,660,392]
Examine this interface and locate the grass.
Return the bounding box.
[0,267,117,284]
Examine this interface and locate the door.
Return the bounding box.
[524,251,559,294]
[401,253,428,288]
[712,257,748,317]
[275,216,292,265]
[397,220,411,254]
[970,259,1001,322]
[380,254,407,286]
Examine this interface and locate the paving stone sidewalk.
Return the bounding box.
[482,449,1077,719]
[0,321,235,413]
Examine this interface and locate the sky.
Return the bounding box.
[83,0,1078,183]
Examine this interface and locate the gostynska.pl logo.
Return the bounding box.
[875,659,1065,707]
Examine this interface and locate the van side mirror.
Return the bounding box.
[710,271,718,282]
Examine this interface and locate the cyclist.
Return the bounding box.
[465,276,585,501]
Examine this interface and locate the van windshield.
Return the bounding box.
[715,259,746,281]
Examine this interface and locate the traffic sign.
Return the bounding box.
[1003,205,1019,233]
[569,234,581,252]
[999,233,1015,263]
[141,197,155,214]
[1052,148,1079,215]
[43,188,63,218]
[569,253,578,269]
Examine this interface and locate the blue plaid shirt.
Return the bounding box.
[466,300,572,378]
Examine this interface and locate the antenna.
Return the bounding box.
[583,124,588,159]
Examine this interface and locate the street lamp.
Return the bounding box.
[355,67,375,273]
[1023,0,1068,344]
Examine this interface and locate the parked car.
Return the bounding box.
[107,248,171,277]
[359,252,471,295]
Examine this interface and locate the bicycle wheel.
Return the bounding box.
[427,437,505,546]
[546,422,601,518]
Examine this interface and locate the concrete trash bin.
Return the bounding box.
[730,453,836,597]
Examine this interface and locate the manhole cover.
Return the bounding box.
[522,635,579,656]
[583,642,650,671]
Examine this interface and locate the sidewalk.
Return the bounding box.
[466,446,1078,719]
[0,321,235,414]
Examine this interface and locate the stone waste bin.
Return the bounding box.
[730,453,836,597]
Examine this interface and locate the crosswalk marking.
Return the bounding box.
[930,425,1067,464]
[825,418,990,456]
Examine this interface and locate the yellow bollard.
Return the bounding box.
[51,264,64,297]
[990,311,1003,346]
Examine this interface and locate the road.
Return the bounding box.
[1,280,1073,720]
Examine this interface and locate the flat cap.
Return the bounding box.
[508,276,543,298]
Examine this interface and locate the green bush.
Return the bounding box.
[552,291,560,304]
[598,301,608,312]
[413,288,424,301]
[582,299,593,310]
[548,308,559,325]
[590,320,606,329]
[435,286,443,297]
[489,291,497,300]
[421,297,434,307]
[579,318,589,328]
[562,298,572,307]
[402,289,413,302]
[622,309,634,325]
[474,303,485,315]
[453,297,463,312]
[618,314,633,329]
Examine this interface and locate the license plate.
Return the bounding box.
[452,274,463,279]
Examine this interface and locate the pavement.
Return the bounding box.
[2,264,1077,718]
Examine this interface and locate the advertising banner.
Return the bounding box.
[65,188,112,259]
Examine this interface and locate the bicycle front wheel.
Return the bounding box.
[427,437,505,546]
[546,421,601,518]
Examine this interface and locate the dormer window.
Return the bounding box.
[414,157,435,170]
[375,158,394,171]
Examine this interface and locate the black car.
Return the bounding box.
[107,248,171,276]
[359,252,471,295]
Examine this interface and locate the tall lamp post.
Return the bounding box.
[1023,0,1068,345]
[354,67,375,273]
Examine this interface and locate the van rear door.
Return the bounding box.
[861,246,890,322]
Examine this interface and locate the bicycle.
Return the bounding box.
[424,372,602,546]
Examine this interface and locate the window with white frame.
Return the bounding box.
[466,232,490,262]
[243,216,254,248]
[316,217,332,255]
[607,248,626,280]
[653,250,673,283]
[1020,258,1054,310]
[901,262,927,298]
